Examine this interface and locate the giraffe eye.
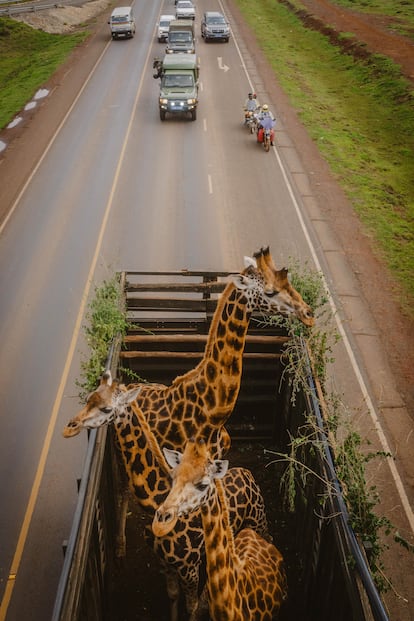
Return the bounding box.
[100,407,113,414]
[195,481,209,492]
[265,291,278,298]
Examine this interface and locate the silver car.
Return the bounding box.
[176,0,195,20]
[201,11,230,42]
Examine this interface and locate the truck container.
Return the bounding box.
[52,269,389,621]
[166,19,195,53]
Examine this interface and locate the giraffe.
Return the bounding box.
[65,248,313,510]
[64,374,270,621]
[136,247,314,458]
[153,437,288,621]
[63,248,309,616]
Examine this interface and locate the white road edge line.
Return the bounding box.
[223,0,414,535]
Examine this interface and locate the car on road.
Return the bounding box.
[176,0,195,20]
[201,11,230,42]
[157,14,175,42]
[108,6,136,39]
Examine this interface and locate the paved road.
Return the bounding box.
[0,0,413,619]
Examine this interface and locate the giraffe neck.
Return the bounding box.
[171,282,250,424]
[114,403,170,513]
[201,479,242,621]
[130,401,171,475]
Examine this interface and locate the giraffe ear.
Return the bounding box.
[163,447,183,469]
[119,385,142,405]
[231,273,252,290]
[243,255,257,269]
[212,459,229,479]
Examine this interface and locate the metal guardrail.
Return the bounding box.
[0,0,86,16]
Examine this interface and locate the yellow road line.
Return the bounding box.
[0,35,154,621]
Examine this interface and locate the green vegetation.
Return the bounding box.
[0,18,87,129]
[234,0,414,317]
[77,276,130,399]
[266,265,413,592]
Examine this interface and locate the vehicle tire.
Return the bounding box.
[191,109,197,121]
[264,139,270,152]
[160,109,166,121]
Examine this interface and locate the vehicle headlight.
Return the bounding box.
[167,49,173,53]
[187,98,196,105]
[160,98,168,105]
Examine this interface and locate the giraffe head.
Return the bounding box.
[234,246,314,326]
[62,371,141,437]
[152,438,228,537]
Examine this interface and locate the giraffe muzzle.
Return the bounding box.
[62,421,82,438]
[152,507,178,537]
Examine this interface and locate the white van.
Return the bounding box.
[108,7,136,39]
[157,14,175,43]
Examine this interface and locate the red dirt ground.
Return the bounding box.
[293,0,414,83]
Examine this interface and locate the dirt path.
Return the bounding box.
[296,0,414,83]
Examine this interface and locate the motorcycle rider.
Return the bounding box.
[256,104,276,145]
[243,92,259,126]
[244,92,259,112]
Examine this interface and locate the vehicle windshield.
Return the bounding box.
[207,16,225,24]
[163,75,194,88]
[112,15,129,22]
[160,20,171,27]
[177,2,193,7]
[169,32,192,42]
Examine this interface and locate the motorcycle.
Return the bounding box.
[256,117,275,152]
[243,110,257,134]
[263,127,271,152]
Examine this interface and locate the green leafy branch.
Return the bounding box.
[262,260,413,592]
[77,276,130,400]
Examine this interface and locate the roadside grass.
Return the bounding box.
[0,18,87,129]
[234,0,414,317]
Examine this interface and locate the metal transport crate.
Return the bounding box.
[52,270,388,621]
